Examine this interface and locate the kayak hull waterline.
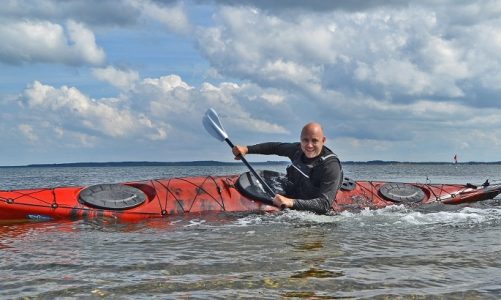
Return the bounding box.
[1,171,500,222]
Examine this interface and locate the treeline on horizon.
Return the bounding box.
[2,160,501,168]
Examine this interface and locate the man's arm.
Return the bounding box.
[291,159,342,214]
[247,142,299,159]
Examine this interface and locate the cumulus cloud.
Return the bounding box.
[196,2,501,123]
[0,0,189,31]
[136,0,192,35]
[0,19,105,65]
[20,81,166,142]
[92,66,139,90]
[211,0,410,13]
[3,0,501,163]
[18,124,38,142]
[0,0,142,26]
[12,75,288,151]
[198,82,289,134]
[0,0,191,67]
[130,75,289,136]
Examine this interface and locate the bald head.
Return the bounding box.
[301,122,324,138]
[300,122,326,158]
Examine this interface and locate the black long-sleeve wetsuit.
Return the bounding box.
[247,142,342,214]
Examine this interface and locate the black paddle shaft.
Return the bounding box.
[224,138,276,199]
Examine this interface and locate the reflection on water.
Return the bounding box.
[1,164,501,298]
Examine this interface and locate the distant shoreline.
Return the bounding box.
[1,160,500,168]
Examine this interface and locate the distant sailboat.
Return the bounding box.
[453,153,458,164]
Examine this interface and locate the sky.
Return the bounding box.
[1,0,501,166]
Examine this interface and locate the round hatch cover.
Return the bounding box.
[379,183,425,203]
[79,184,146,210]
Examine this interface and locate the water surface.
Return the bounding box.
[1,164,501,298]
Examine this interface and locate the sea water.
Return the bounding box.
[1,163,501,299]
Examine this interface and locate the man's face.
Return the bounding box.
[300,125,326,158]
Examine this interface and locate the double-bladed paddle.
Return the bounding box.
[202,108,276,203]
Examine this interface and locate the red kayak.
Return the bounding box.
[1,170,500,222]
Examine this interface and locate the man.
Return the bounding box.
[232,122,342,214]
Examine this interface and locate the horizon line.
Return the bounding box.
[1,159,500,168]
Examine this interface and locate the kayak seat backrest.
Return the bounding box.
[340,177,356,191]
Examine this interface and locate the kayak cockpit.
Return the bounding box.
[235,170,287,203]
[235,170,358,203]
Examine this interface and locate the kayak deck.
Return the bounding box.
[1,171,500,222]
[237,171,501,211]
[0,175,272,222]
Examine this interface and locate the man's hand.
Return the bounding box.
[232,145,248,160]
[273,194,294,209]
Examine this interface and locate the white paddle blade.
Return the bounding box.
[203,108,228,142]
